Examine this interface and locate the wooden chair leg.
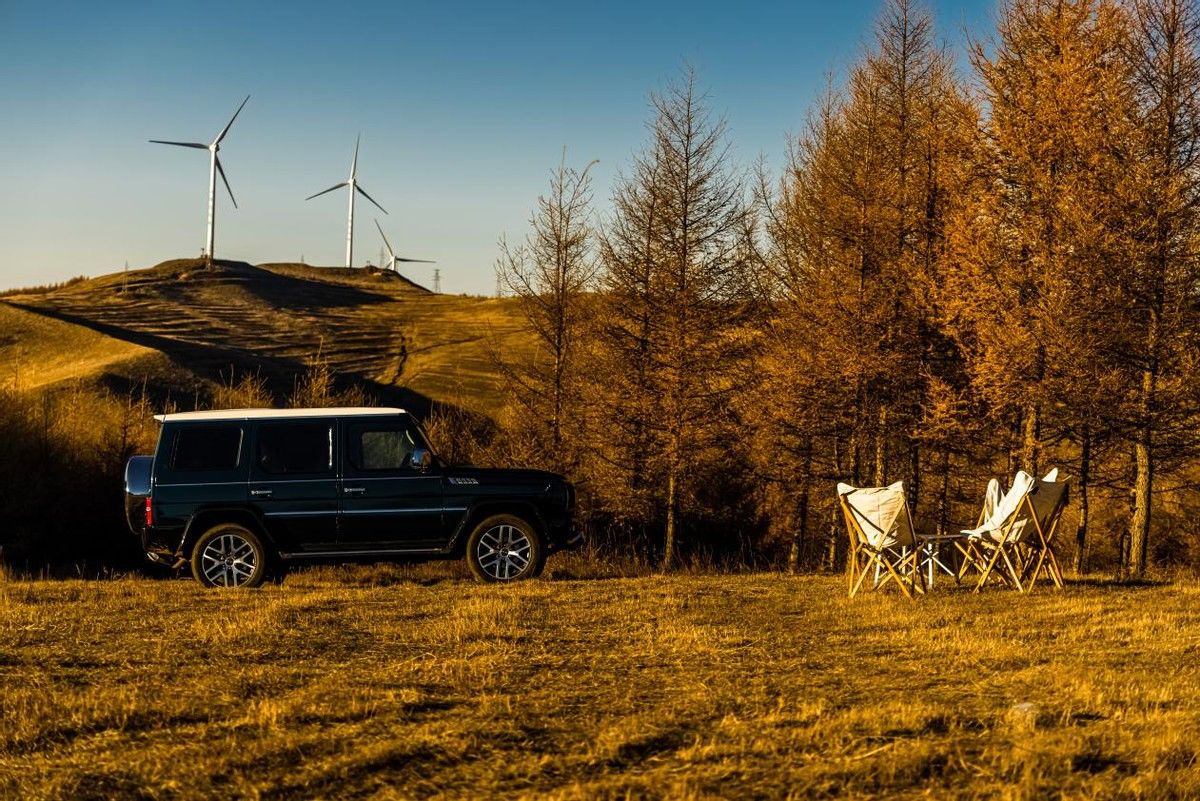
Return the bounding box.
[882,556,914,600]
[850,553,875,598]
[1044,547,1065,589]
[999,546,1025,592]
[974,543,1006,593]
[959,541,984,581]
[1023,547,1048,591]
[847,549,859,597]
[952,541,973,584]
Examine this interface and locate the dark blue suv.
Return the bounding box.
[124,407,580,587]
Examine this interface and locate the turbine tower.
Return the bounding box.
[374,219,434,275]
[149,95,249,265]
[306,135,387,269]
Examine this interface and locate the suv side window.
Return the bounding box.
[256,423,333,475]
[172,425,243,471]
[347,422,425,472]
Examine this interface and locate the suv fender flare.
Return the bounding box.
[178,507,275,560]
[448,501,548,555]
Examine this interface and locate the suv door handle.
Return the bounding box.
[250,489,273,497]
[343,487,366,495]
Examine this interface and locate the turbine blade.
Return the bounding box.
[305,182,347,201]
[149,140,208,149]
[216,157,237,208]
[350,133,360,179]
[374,218,395,258]
[214,95,250,145]
[395,258,435,263]
[356,184,387,214]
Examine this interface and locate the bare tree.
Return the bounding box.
[496,151,599,474]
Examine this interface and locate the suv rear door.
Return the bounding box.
[337,417,446,550]
[153,422,248,531]
[249,420,340,553]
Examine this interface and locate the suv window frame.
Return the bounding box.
[252,420,336,478]
[168,424,245,473]
[342,417,432,476]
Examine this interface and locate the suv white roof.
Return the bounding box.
[154,407,407,423]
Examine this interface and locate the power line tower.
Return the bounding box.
[432,268,441,294]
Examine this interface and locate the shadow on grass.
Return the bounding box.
[1062,576,1170,589]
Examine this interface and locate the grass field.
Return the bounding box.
[2,567,1197,800]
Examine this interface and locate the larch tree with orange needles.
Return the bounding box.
[592,68,757,567]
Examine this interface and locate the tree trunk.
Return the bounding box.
[1021,400,1040,477]
[1008,413,1022,479]
[874,407,888,485]
[1118,452,1135,580]
[664,467,677,569]
[1128,307,1159,579]
[1128,425,1152,578]
[788,441,813,574]
[937,449,950,537]
[908,440,920,518]
[828,505,841,572]
[1072,425,1091,575]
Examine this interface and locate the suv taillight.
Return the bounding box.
[144,497,153,527]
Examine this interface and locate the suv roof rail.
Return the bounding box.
[154,407,406,423]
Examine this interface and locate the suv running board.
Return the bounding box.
[279,548,448,560]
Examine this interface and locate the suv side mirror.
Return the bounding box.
[411,448,433,472]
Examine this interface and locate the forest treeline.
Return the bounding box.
[486,0,1200,579]
[3,0,1198,579]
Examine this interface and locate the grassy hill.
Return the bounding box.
[0,259,532,418]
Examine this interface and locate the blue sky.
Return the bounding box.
[0,0,992,294]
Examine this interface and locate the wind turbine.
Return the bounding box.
[374,219,434,275]
[149,95,249,265]
[306,135,387,269]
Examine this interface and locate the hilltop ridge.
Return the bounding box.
[0,259,529,418]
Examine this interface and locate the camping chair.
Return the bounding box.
[960,469,1068,592]
[1015,472,1069,590]
[838,481,923,599]
[954,478,1003,584]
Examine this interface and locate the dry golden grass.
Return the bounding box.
[0,303,154,392]
[1,571,1197,799]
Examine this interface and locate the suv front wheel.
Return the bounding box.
[466,514,545,582]
[191,523,270,588]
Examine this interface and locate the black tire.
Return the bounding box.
[465,514,545,583]
[190,523,270,589]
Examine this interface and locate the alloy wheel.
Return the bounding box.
[200,532,259,587]
[476,524,532,580]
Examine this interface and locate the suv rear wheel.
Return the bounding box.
[466,514,544,582]
[191,523,270,588]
